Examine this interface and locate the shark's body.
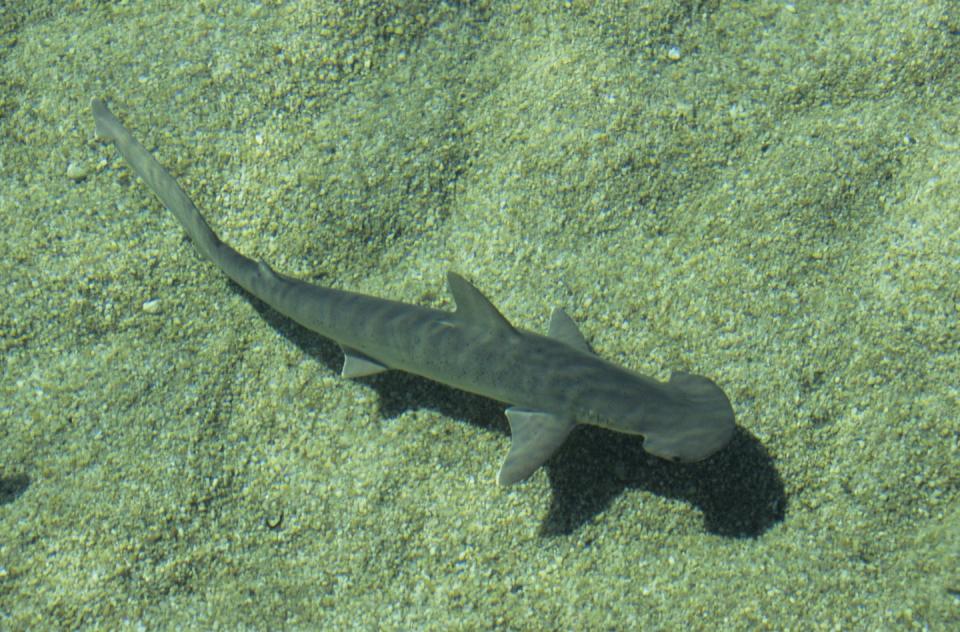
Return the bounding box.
[92,99,735,485]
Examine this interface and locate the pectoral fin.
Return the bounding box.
[340,346,389,378]
[498,408,576,485]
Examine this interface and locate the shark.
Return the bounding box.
[91,98,735,486]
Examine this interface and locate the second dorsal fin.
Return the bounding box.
[446,272,514,332]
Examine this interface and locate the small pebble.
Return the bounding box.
[142,299,162,314]
[66,161,89,181]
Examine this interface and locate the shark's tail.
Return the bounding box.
[91,98,265,298]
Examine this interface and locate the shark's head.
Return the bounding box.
[638,371,736,462]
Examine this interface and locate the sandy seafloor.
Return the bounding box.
[1,1,958,629]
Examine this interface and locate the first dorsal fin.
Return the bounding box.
[547,308,591,352]
[447,272,514,331]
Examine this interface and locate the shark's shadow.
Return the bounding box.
[0,473,30,506]
[540,425,784,537]
[247,293,785,538]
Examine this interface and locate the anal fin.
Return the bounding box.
[341,346,389,378]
